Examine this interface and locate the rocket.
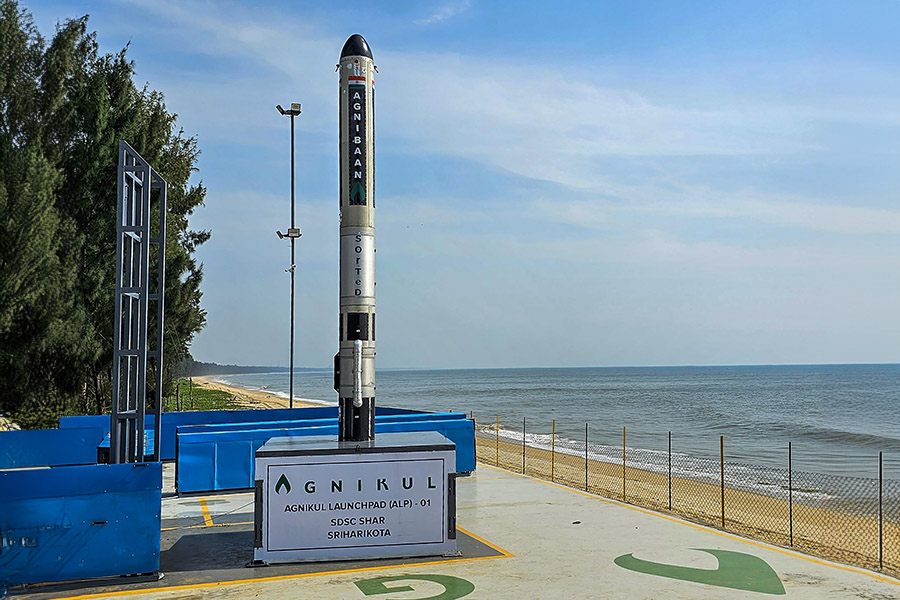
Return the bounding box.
[335,34,376,441]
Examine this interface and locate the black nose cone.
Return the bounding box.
[341,34,373,59]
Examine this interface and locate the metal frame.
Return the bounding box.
[110,141,166,463]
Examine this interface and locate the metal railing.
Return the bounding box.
[474,416,900,578]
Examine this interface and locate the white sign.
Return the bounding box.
[266,458,446,552]
[254,440,457,563]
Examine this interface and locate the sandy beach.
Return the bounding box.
[191,375,328,409]
[475,431,899,576]
[189,377,897,576]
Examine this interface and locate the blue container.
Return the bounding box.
[176,418,475,493]
[60,406,422,461]
[176,411,465,435]
[0,462,162,587]
[0,427,106,469]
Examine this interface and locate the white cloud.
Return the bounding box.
[117,0,900,198]
[104,0,900,366]
[377,56,813,191]
[118,1,833,183]
[494,229,900,272]
[655,196,900,235]
[416,1,472,25]
[536,189,900,235]
[534,198,612,229]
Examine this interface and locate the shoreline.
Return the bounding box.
[189,375,894,575]
[475,432,896,574]
[191,375,332,409]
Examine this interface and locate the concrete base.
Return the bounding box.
[15,464,899,600]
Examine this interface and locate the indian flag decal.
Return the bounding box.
[348,76,366,86]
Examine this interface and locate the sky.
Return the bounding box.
[28,0,900,369]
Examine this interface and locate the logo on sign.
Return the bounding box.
[275,474,291,494]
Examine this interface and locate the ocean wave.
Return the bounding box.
[769,423,900,449]
[264,389,335,406]
[479,424,837,501]
[212,376,335,406]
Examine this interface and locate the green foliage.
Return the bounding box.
[167,379,239,412]
[0,1,209,428]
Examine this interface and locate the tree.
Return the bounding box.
[0,0,208,427]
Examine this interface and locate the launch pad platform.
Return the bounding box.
[12,463,899,600]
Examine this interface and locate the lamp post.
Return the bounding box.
[276,103,302,409]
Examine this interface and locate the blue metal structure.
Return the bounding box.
[176,411,465,435]
[95,413,462,461]
[176,418,475,493]
[97,430,156,463]
[0,408,471,586]
[0,427,106,469]
[60,406,421,461]
[0,462,162,588]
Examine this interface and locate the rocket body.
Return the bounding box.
[337,34,376,441]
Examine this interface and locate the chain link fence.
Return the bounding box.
[474,416,900,578]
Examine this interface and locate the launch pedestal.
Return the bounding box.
[253,432,457,564]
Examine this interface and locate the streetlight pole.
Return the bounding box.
[289,110,295,411]
[276,103,302,409]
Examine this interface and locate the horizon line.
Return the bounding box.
[197,361,900,372]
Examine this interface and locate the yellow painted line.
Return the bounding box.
[480,463,900,586]
[158,520,514,562]
[158,520,513,560]
[198,498,213,527]
[457,525,515,558]
[161,520,252,532]
[51,529,512,600]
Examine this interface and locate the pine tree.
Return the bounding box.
[0,1,209,426]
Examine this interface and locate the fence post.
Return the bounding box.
[584,423,588,492]
[189,376,193,410]
[789,442,793,546]
[551,419,556,482]
[522,417,526,475]
[720,435,725,528]
[495,415,500,467]
[622,426,626,502]
[668,431,672,511]
[879,451,883,571]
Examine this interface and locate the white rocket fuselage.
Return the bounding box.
[337,34,376,441]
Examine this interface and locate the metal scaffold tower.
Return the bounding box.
[110,141,167,463]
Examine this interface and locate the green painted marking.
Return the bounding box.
[615,548,785,595]
[350,181,366,204]
[275,474,291,495]
[355,574,475,600]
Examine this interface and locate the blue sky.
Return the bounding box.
[28,0,900,368]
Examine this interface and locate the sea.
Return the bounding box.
[214,364,900,486]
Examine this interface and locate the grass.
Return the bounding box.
[166,378,241,411]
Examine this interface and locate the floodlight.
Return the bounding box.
[276,103,301,116]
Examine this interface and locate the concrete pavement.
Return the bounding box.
[21,464,900,600]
